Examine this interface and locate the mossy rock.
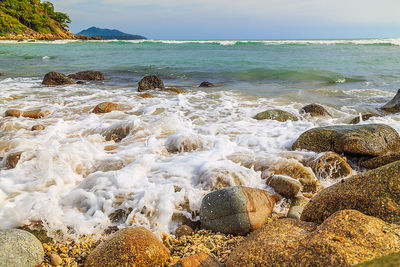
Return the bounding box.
[254,109,298,122]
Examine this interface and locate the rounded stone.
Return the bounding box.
[138,75,165,92]
[68,71,104,81]
[175,225,193,238]
[254,109,298,122]
[5,109,21,117]
[300,104,331,117]
[266,175,301,199]
[0,229,44,267]
[306,152,352,179]
[42,72,75,86]
[92,102,122,114]
[50,253,63,266]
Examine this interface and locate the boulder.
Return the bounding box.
[305,152,352,179]
[0,229,44,267]
[356,252,400,267]
[301,160,400,224]
[300,104,331,117]
[84,227,170,267]
[138,75,165,92]
[360,152,400,169]
[199,81,215,87]
[292,124,400,157]
[92,102,123,114]
[266,175,301,199]
[254,109,298,122]
[349,112,378,124]
[199,186,279,235]
[5,109,21,117]
[164,88,185,94]
[174,253,222,267]
[42,72,76,86]
[68,70,104,80]
[381,89,400,114]
[5,152,22,169]
[226,210,400,267]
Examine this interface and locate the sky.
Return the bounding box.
[50,0,400,40]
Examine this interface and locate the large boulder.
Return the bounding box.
[254,109,298,122]
[226,210,400,267]
[84,227,170,267]
[305,152,353,179]
[292,124,400,157]
[0,229,44,267]
[68,70,104,80]
[42,72,75,86]
[360,152,400,169]
[300,104,331,117]
[199,186,279,235]
[301,160,400,224]
[138,75,165,92]
[381,89,400,114]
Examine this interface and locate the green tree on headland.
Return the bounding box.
[0,0,71,35]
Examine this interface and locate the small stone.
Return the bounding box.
[199,81,215,87]
[32,124,46,131]
[92,102,122,114]
[265,175,301,199]
[300,104,331,117]
[138,93,153,98]
[138,75,165,92]
[175,225,193,238]
[5,109,21,117]
[254,109,298,122]
[6,152,22,169]
[50,253,63,266]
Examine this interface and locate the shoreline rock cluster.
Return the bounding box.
[2,74,400,266]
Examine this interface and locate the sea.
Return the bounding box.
[0,38,400,238]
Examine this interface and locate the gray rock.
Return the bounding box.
[200,186,278,235]
[381,89,400,114]
[292,124,400,157]
[0,229,44,267]
[254,109,298,122]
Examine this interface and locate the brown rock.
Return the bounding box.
[6,152,22,169]
[360,152,400,169]
[226,210,400,267]
[138,75,165,92]
[22,110,50,119]
[92,102,123,114]
[174,253,222,267]
[306,152,352,179]
[199,81,215,87]
[138,93,153,98]
[301,160,400,224]
[349,112,379,124]
[300,104,331,117]
[175,225,193,238]
[5,109,21,117]
[292,124,400,157]
[287,196,310,219]
[84,227,170,267]
[164,88,185,94]
[254,109,298,122]
[50,253,63,266]
[266,175,301,199]
[68,71,104,80]
[31,124,45,131]
[42,72,75,86]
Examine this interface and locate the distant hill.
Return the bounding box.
[0,0,75,40]
[77,27,146,40]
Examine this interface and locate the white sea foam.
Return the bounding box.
[0,77,399,238]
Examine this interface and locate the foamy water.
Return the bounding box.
[1,40,400,238]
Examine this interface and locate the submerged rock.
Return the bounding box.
[360,152,400,169]
[138,75,165,91]
[22,109,50,119]
[292,124,400,157]
[31,124,45,131]
[5,109,21,117]
[92,102,123,114]
[42,71,75,86]
[199,81,215,87]
[226,210,400,267]
[84,227,170,267]
[305,152,352,179]
[0,229,44,267]
[200,186,279,235]
[301,160,400,224]
[138,92,153,98]
[349,112,379,124]
[254,109,298,122]
[166,133,205,153]
[68,70,104,80]
[164,87,185,94]
[381,89,400,114]
[300,104,331,117]
[175,225,193,238]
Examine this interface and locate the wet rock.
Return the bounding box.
[0,229,44,267]
[138,93,153,98]
[92,102,123,114]
[287,196,310,219]
[266,175,301,199]
[175,225,193,238]
[22,109,50,119]
[360,152,400,169]
[261,159,318,193]
[254,109,298,122]
[166,133,205,153]
[200,186,279,235]
[42,72,76,86]
[5,109,21,117]
[301,160,400,224]
[226,210,400,267]
[84,227,170,267]
[292,124,400,157]
[174,253,222,267]
[305,152,352,179]
[6,152,22,169]
[199,81,215,87]
[50,253,63,266]
[103,125,132,142]
[31,124,46,131]
[300,104,331,117]
[381,89,400,114]
[356,252,400,267]
[138,75,165,92]
[68,70,104,80]
[349,112,379,124]
[164,88,185,94]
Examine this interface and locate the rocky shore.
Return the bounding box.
[1,73,400,266]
